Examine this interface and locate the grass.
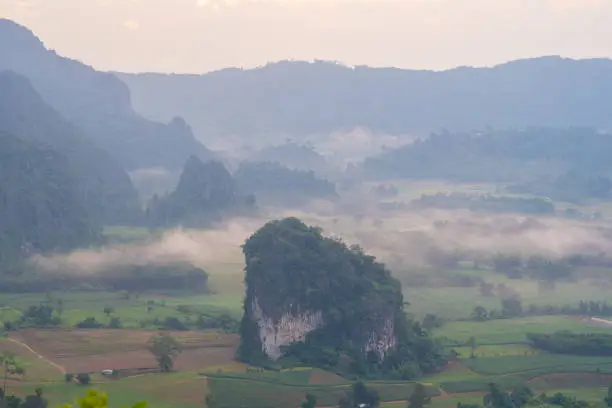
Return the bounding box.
[0,290,241,330]
[402,278,612,321]
[452,344,536,359]
[11,374,203,408]
[207,375,422,408]
[433,316,612,345]
[464,355,612,376]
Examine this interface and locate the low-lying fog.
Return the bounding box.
[30,201,612,280]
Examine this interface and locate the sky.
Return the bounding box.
[1,0,611,74]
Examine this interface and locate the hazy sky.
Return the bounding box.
[1,0,611,74]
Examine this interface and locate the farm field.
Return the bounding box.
[433,316,612,345]
[10,329,238,373]
[402,280,612,320]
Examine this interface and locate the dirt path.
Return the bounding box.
[6,336,66,374]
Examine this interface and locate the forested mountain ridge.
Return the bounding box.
[234,161,337,207]
[146,156,256,228]
[361,128,612,182]
[0,18,214,171]
[119,57,612,141]
[0,131,102,264]
[0,70,140,224]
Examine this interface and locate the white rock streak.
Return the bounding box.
[251,297,325,360]
[364,318,396,358]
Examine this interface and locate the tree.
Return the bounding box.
[147,333,182,372]
[470,306,488,322]
[483,383,514,408]
[509,385,533,408]
[301,393,317,408]
[108,317,122,329]
[466,337,478,359]
[422,314,443,331]
[604,384,612,407]
[408,383,431,408]
[0,352,16,397]
[103,307,114,318]
[56,299,64,317]
[76,373,91,385]
[339,382,380,408]
[501,297,523,318]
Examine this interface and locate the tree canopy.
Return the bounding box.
[238,217,446,378]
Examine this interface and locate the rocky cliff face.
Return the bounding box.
[238,217,403,367]
[250,297,325,360]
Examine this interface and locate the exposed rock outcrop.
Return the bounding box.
[237,217,409,370]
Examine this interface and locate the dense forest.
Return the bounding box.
[146,156,256,228]
[0,132,101,265]
[0,71,140,224]
[362,128,612,181]
[234,161,337,206]
[239,217,446,379]
[120,57,612,141]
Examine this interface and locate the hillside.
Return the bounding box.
[146,156,256,228]
[118,58,612,142]
[233,161,337,207]
[0,132,101,264]
[0,71,140,224]
[361,127,612,182]
[239,217,445,378]
[0,19,214,171]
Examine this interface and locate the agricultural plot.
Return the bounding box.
[452,344,536,359]
[0,289,242,330]
[464,355,612,376]
[0,338,63,381]
[10,329,238,374]
[402,279,612,321]
[433,316,612,345]
[206,374,426,408]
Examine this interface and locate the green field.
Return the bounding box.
[433,316,612,345]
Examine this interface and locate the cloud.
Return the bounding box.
[122,19,140,31]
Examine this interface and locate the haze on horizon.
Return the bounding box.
[1,0,612,74]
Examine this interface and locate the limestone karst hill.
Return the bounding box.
[238,217,446,379]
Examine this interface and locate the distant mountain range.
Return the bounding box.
[118,57,612,144]
[0,19,214,171]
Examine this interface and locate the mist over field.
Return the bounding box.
[30,205,612,278]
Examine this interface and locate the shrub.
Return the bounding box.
[76,373,91,385]
[75,317,103,329]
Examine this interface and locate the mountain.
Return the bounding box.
[0,71,140,224]
[361,127,612,182]
[234,161,337,207]
[146,156,256,228]
[238,217,445,377]
[118,58,612,143]
[0,131,101,264]
[0,19,214,171]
